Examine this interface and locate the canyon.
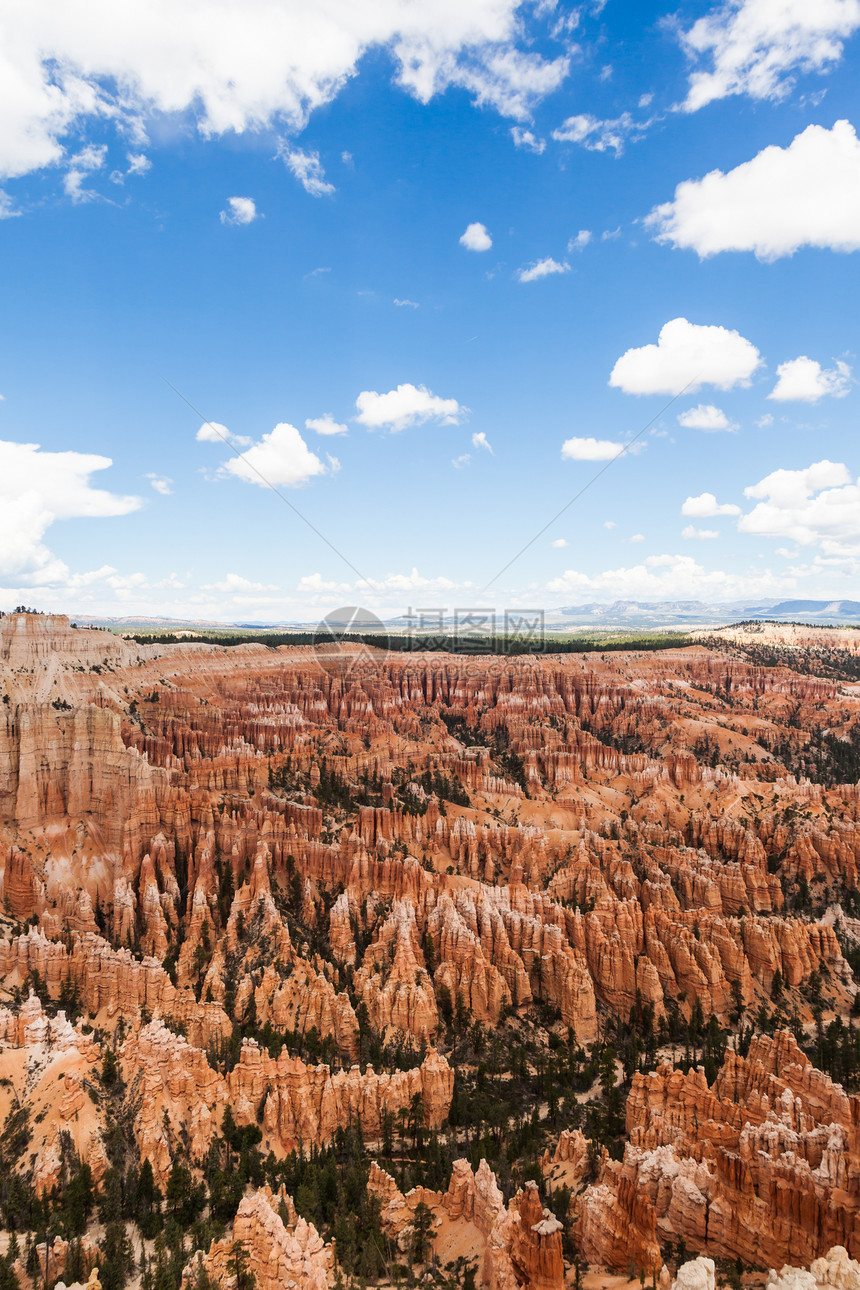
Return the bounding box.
[0,612,858,1290]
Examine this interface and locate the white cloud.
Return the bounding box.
[603,520,616,529]
[436,47,568,120]
[305,414,348,436]
[204,572,278,593]
[629,533,645,543]
[511,127,546,153]
[739,459,860,554]
[452,453,471,468]
[561,436,626,461]
[472,431,493,453]
[0,1,570,182]
[0,438,141,583]
[551,538,568,548]
[647,121,860,260]
[601,226,621,241]
[355,383,463,432]
[112,151,152,184]
[517,256,569,282]
[210,423,327,488]
[298,566,470,608]
[145,473,173,495]
[768,356,852,402]
[682,492,742,517]
[63,143,106,202]
[297,572,351,594]
[196,421,234,444]
[677,403,736,432]
[460,222,492,251]
[126,152,151,175]
[682,524,720,540]
[568,229,591,251]
[220,195,258,225]
[552,111,643,155]
[393,298,419,308]
[678,0,860,113]
[757,412,775,428]
[609,317,762,395]
[546,553,790,601]
[0,191,19,219]
[280,146,334,196]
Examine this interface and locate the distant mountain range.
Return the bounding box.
[548,599,860,628]
[69,599,860,634]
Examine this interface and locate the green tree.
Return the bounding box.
[100,1222,134,1290]
[226,1242,255,1290]
[410,1202,434,1265]
[64,1162,94,1236]
[101,1049,119,1089]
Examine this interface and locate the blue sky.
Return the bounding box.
[1,0,860,621]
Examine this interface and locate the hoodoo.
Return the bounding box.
[0,614,858,1289]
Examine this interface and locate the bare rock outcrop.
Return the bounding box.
[580,1033,860,1271]
[185,1186,333,1290]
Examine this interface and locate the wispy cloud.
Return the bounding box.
[280,145,335,196]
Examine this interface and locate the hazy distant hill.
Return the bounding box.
[71,598,860,635]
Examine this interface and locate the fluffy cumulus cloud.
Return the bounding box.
[677,404,736,431]
[297,567,473,609]
[551,537,568,548]
[145,473,173,495]
[517,256,569,282]
[220,196,258,225]
[768,356,852,402]
[0,438,141,584]
[609,317,762,395]
[678,0,860,112]
[739,459,860,554]
[682,492,742,517]
[647,122,860,260]
[196,421,251,448]
[546,553,789,601]
[561,436,626,461]
[205,423,327,488]
[460,222,492,251]
[305,414,348,436]
[0,0,569,182]
[355,383,463,432]
[472,431,493,453]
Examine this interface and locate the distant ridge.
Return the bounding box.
[63,598,860,634]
